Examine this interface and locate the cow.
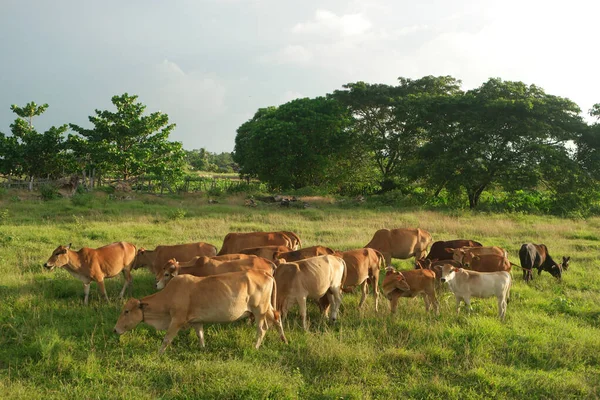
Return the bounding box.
[238,245,293,260]
[176,254,256,268]
[113,271,288,353]
[279,231,302,250]
[43,242,136,305]
[334,248,384,311]
[519,243,570,282]
[274,255,345,330]
[415,258,462,286]
[156,256,275,289]
[439,264,511,320]
[273,246,335,263]
[424,239,483,261]
[217,232,294,255]
[447,246,507,267]
[133,242,217,275]
[365,228,433,266]
[460,253,513,273]
[382,267,439,315]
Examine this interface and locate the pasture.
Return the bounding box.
[1,192,599,399]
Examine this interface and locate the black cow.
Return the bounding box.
[424,239,483,262]
[519,243,570,283]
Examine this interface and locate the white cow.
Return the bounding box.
[439,264,511,320]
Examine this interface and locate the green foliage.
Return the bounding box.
[39,184,60,201]
[71,192,94,207]
[185,148,236,173]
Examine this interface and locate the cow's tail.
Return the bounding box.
[338,257,348,288]
[374,249,386,270]
[270,276,281,322]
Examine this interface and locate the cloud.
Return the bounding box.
[292,9,372,37]
[280,90,305,104]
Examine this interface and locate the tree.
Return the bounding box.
[418,78,585,208]
[234,97,366,190]
[331,76,462,191]
[70,93,184,183]
[10,102,48,129]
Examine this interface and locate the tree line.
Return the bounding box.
[234,76,600,212]
[0,94,235,190]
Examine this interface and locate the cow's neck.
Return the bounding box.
[141,303,171,330]
[63,250,84,272]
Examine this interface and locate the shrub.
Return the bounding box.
[168,208,187,220]
[39,184,60,201]
[71,192,94,207]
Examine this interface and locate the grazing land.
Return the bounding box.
[1,192,599,399]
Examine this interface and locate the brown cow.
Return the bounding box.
[335,248,384,311]
[382,267,439,315]
[365,228,433,265]
[447,246,507,267]
[176,254,256,268]
[156,256,275,289]
[218,232,294,255]
[279,231,302,250]
[43,242,136,305]
[239,245,293,260]
[273,246,335,263]
[425,239,483,261]
[454,253,513,273]
[114,271,288,352]
[274,255,345,330]
[415,258,462,284]
[133,242,217,275]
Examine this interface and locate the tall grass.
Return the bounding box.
[0,192,599,399]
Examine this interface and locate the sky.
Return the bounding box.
[1,0,599,152]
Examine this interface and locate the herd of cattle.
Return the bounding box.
[42,228,571,353]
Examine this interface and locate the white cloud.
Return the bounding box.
[292,9,372,37]
[280,90,304,104]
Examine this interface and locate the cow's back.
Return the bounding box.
[427,239,482,261]
[90,241,137,277]
[338,249,371,287]
[218,232,291,255]
[469,254,511,272]
[153,242,217,273]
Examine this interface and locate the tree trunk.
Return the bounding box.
[90,168,95,189]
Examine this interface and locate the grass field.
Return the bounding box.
[1,191,599,399]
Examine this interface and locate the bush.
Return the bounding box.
[71,192,94,207]
[39,184,60,201]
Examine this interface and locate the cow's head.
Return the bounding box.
[394,272,411,291]
[44,244,71,271]
[549,263,563,280]
[561,256,571,271]
[156,258,179,290]
[133,247,152,270]
[415,259,432,270]
[440,264,459,283]
[113,298,145,334]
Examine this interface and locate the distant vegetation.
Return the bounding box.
[234,76,600,215]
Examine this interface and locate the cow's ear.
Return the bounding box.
[139,248,146,254]
[168,264,177,272]
[139,302,148,310]
[452,267,459,272]
[67,243,71,249]
[433,265,442,273]
[564,256,571,262]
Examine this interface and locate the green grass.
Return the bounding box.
[1,192,599,399]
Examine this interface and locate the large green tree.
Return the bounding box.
[331,76,462,191]
[234,97,367,190]
[70,93,184,182]
[417,78,585,208]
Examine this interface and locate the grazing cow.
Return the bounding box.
[447,246,507,267]
[334,248,384,311]
[365,228,433,265]
[156,256,275,289]
[519,243,570,282]
[274,255,345,330]
[133,242,217,275]
[239,245,293,260]
[43,242,136,305]
[273,246,335,263]
[439,264,511,320]
[114,271,288,352]
[382,268,439,315]
[425,240,483,261]
[218,232,294,255]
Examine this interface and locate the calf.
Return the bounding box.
[44,242,136,305]
[519,243,570,283]
[156,256,274,289]
[382,268,439,315]
[273,245,335,263]
[463,253,513,273]
[133,242,217,275]
[274,255,345,330]
[440,264,511,320]
[114,271,288,352]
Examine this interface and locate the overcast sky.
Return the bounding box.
[1,0,598,152]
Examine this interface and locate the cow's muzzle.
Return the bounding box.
[440,278,446,283]
[43,263,54,270]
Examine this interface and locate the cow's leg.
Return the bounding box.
[422,293,431,312]
[254,314,267,349]
[498,297,507,320]
[358,281,368,309]
[192,323,205,347]
[429,291,440,316]
[537,267,542,276]
[389,295,399,315]
[463,296,472,313]
[267,309,288,344]
[96,279,109,302]
[384,252,392,267]
[159,320,184,354]
[83,283,90,306]
[455,296,462,314]
[298,297,308,331]
[329,287,343,323]
[119,269,132,299]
